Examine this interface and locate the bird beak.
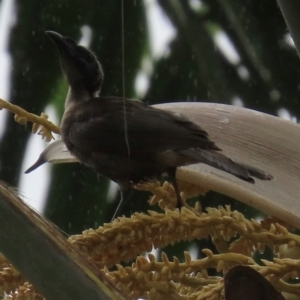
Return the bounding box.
[45,31,69,53]
[45,31,82,85]
[45,31,63,42]
[45,30,103,93]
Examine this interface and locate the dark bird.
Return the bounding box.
[224,266,285,300]
[29,31,273,218]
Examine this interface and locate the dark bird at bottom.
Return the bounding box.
[28,31,273,218]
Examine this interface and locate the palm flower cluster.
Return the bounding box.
[0,181,299,299]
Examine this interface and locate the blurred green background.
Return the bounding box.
[0,0,298,260]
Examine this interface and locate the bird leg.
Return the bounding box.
[167,167,184,208]
[111,191,124,221]
[111,185,133,222]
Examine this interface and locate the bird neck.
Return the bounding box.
[65,86,98,110]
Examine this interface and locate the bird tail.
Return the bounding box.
[180,149,273,183]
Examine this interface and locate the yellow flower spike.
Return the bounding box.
[168,208,181,219]
[202,248,214,258]
[0,99,60,141]
[32,122,40,134]
[161,266,170,275]
[149,196,159,206]
[161,181,170,189]
[136,270,145,280]
[184,251,192,264]
[276,223,289,235]
[114,232,123,243]
[19,117,28,125]
[245,219,255,233]
[173,256,180,267]
[161,252,169,264]
[269,223,277,234]
[224,205,232,213]
[191,227,207,239]
[116,264,125,275]
[251,218,262,229]
[147,272,154,281]
[154,199,166,208]
[216,260,224,272]
[38,126,54,141]
[148,288,157,300]
[40,112,49,120]
[195,201,202,211]
[148,253,156,263]
[14,114,27,125]
[167,270,173,280]
[201,269,209,279]
[62,204,300,299]
[137,256,148,267]
[211,207,222,217]
[154,272,162,281]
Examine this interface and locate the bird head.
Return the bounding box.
[46,31,103,97]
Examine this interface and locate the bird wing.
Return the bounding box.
[64,97,219,156]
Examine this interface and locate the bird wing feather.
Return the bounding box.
[63,97,219,156]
